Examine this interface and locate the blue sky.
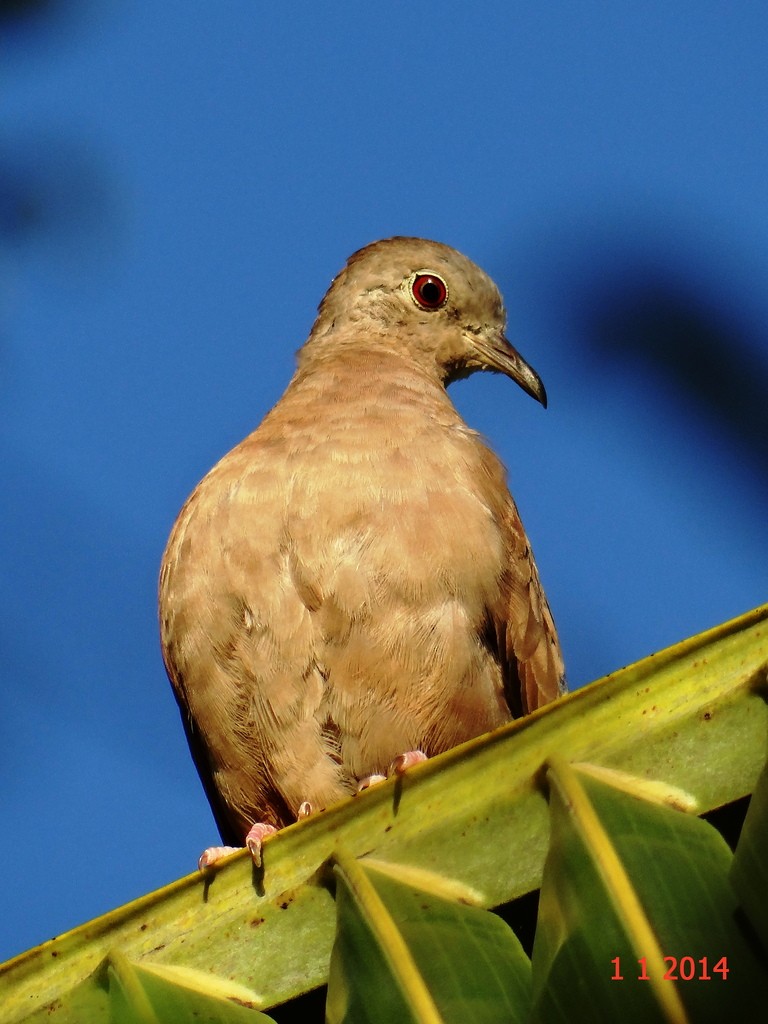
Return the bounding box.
[2,3,767,962]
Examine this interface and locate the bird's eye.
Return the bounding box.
[411,273,448,310]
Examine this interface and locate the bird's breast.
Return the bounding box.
[160,367,517,780]
[272,397,507,615]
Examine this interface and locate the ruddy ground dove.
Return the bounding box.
[159,236,566,867]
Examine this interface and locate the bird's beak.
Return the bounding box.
[474,331,548,408]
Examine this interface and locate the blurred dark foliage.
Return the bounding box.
[532,204,768,501]
[584,272,768,473]
[0,134,114,249]
[2,0,115,254]
[0,0,93,53]
[0,151,43,241]
[0,0,53,19]
[0,0,80,37]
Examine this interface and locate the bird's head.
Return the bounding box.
[301,236,546,406]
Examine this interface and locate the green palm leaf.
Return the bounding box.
[1,603,766,1023]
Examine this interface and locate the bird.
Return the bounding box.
[158,236,566,867]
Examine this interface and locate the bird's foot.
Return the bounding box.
[389,750,428,774]
[197,750,430,870]
[197,845,241,871]
[356,773,387,792]
[197,822,278,872]
[245,822,279,866]
[356,749,428,792]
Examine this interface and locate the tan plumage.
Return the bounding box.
[159,236,565,847]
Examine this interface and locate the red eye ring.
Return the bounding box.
[411,273,448,310]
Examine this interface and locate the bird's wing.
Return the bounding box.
[491,496,566,716]
[169,678,252,847]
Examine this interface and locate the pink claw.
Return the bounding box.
[356,751,428,794]
[356,773,387,792]
[389,750,428,775]
[198,845,240,871]
[245,822,278,867]
[197,822,279,872]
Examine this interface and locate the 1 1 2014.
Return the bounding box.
[611,956,729,981]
